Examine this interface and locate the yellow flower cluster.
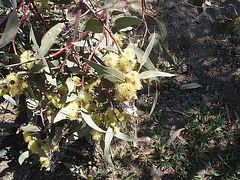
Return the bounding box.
[0,72,28,97]
[105,48,136,74]
[23,122,59,168]
[90,107,134,141]
[20,50,34,70]
[105,48,142,102]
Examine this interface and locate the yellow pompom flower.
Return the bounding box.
[5,72,27,97]
[90,129,103,141]
[78,90,93,104]
[67,100,79,120]
[126,71,142,90]
[115,83,136,102]
[40,157,53,168]
[105,53,119,69]
[28,138,42,154]
[20,50,34,70]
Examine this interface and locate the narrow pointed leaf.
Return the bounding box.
[131,46,155,70]
[30,25,47,66]
[0,10,19,48]
[19,150,29,165]
[85,60,125,83]
[3,94,17,105]
[139,70,175,79]
[104,127,115,168]
[180,83,201,90]
[149,87,158,116]
[39,23,65,57]
[140,32,156,68]
[114,132,138,142]
[81,108,106,133]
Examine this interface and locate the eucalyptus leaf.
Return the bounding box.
[86,18,103,33]
[139,70,175,79]
[52,129,62,146]
[180,83,201,90]
[85,60,125,83]
[21,125,41,132]
[114,132,138,142]
[0,10,19,48]
[140,32,156,69]
[39,23,65,57]
[81,108,106,133]
[44,66,57,86]
[149,88,158,116]
[18,150,29,165]
[113,17,143,31]
[67,126,91,143]
[52,107,70,123]
[3,94,17,105]
[131,46,155,70]
[104,127,115,168]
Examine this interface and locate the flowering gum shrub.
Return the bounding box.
[0,0,174,171]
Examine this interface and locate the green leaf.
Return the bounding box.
[26,98,39,110]
[105,0,119,8]
[66,78,75,94]
[39,23,65,57]
[52,107,70,123]
[21,125,41,132]
[113,17,143,30]
[131,46,156,70]
[19,150,29,165]
[30,25,47,67]
[85,60,125,83]
[149,87,158,116]
[3,94,17,105]
[140,32,156,69]
[180,83,201,90]
[111,10,124,16]
[104,127,115,168]
[155,18,169,50]
[139,70,175,79]
[0,10,19,48]
[52,129,62,146]
[67,126,91,143]
[81,108,106,133]
[86,18,103,33]
[0,0,11,7]
[44,65,57,86]
[114,132,138,142]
